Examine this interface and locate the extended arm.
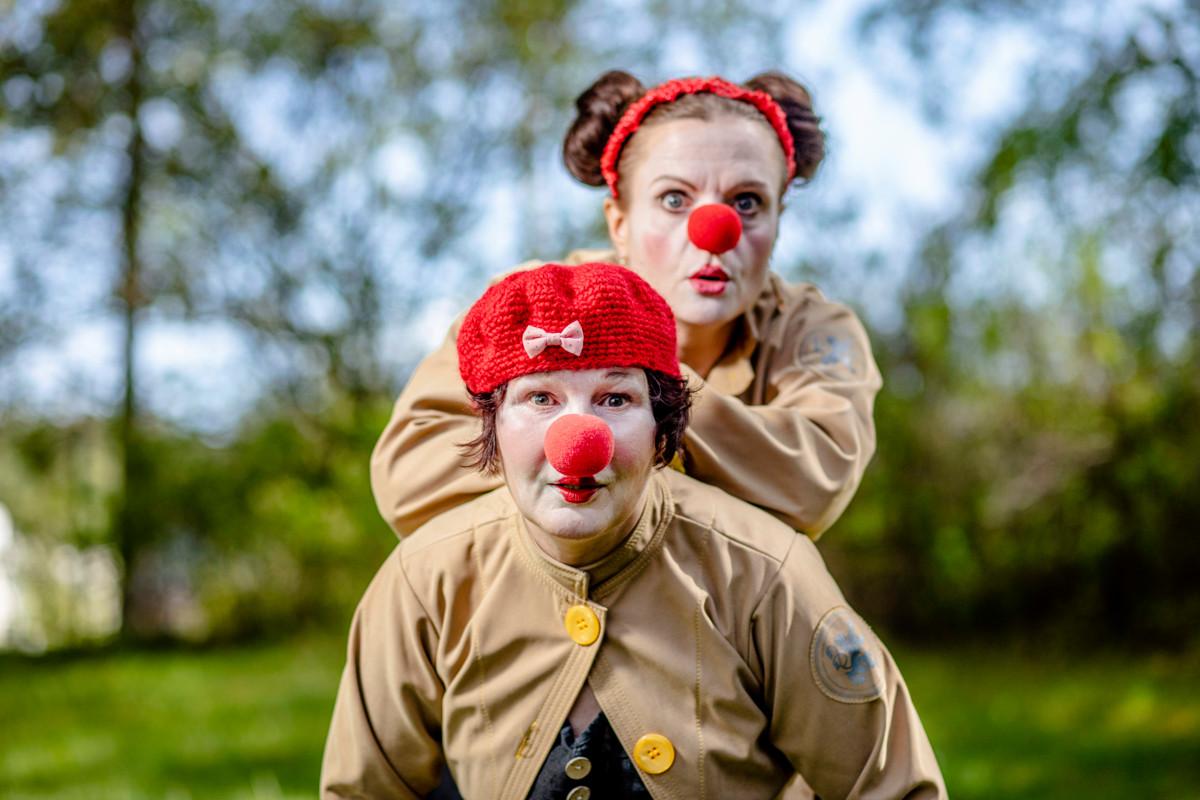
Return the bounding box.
[683,293,882,537]
[370,316,504,537]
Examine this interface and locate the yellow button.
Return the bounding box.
[564,756,592,780]
[566,786,591,800]
[633,733,675,774]
[564,604,600,646]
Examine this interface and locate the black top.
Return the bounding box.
[527,712,651,799]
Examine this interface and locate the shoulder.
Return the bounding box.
[394,488,519,598]
[563,247,617,265]
[764,274,866,335]
[757,274,876,380]
[661,471,848,629]
[663,469,843,598]
[403,486,515,550]
[663,469,796,564]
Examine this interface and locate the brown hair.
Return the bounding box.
[562,70,825,200]
[459,369,694,474]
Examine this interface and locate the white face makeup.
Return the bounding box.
[605,115,787,330]
[495,367,658,565]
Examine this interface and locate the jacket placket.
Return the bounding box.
[498,596,607,800]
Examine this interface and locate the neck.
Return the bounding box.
[676,319,735,378]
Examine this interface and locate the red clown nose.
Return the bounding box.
[544,414,614,478]
[687,203,742,254]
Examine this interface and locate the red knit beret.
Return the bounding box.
[457,262,680,394]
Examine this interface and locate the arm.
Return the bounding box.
[370,315,504,537]
[370,251,609,538]
[682,290,882,537]
[753,538,945,799]
[320,551,445,798]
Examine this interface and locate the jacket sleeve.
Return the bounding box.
[370,314,504,537]
[681,293,882,537]
[752,537,946,800]
[320,550,445,798]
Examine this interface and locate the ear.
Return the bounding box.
[603,196,629,260]
[775,191,787,245]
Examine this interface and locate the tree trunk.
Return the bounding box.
[115,0,147,640]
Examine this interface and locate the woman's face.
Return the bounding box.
[496,367,657,563]
[604,115,787,329]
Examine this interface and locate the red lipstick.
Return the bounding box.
[551,476,603,504]
[689,264,730,296]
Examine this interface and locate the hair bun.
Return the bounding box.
[562,70,646,187]
[744,71,825,183]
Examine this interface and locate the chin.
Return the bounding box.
[674,295,741,328]
[535,505,613,541]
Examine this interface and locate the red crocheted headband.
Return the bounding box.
[599,76,797,198]
[457,262,680,395]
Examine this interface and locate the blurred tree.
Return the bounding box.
[9,0,1192,651]
[0,0,380,637]
[826,0,1200,645]
[0,0,789,644]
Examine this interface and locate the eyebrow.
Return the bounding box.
[604,370,638,381]
[729,179,773,195]
[649,174,698,190]
[650,175,775,197]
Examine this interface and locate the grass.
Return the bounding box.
[1,633,1198,799]
[0,634,344,800]
[897,644,1200,799]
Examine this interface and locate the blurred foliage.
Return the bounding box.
[0,396,394,645]
[822,1,1200,647]
[1,0,1198,651]
[1,0,789,643]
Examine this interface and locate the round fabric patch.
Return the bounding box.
[809,606,885,704]
[799,329,859,376]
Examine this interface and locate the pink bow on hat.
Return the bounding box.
[523,320,584,358]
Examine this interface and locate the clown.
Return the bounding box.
[321,263,944,799]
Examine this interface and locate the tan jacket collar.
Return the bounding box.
[703,272,789,395]
[512,472,675,601]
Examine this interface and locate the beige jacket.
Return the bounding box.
[322,470,945,799]
[371,250,883,539]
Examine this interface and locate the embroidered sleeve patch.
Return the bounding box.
[799,329,860,376]
[809,606,885,704]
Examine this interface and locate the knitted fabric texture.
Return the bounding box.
[600,76,797,197]
[457,262,680,395]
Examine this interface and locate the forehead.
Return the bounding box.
[627,116,787,187]
[507,367,646,393]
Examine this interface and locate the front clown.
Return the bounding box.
[321,263,945,800]
[456,263,684,571]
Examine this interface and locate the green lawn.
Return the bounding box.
[0,635,343,800]
[898,645,1200,799]
[1,634,1197,799]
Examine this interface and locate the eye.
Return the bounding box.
[733,193,762,215]
[659,190,688,212]
[599,393,630,408]
[529,391,554,406]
